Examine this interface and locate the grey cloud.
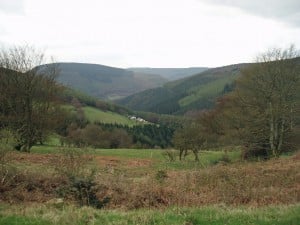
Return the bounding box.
[0,0,24,14]
[201,0,300,27]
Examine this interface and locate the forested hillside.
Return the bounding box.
[118,63,250,114]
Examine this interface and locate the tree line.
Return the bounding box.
[57,116,175,149]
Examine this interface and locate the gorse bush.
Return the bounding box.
[69,171,110,209]
[53,148,110,208]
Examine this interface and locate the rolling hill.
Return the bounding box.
[117,63,250,115]
[128,67,209,80]
[41,63,168,100]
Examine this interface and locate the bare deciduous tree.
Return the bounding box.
[173,122,205,161]
[0,45,63,152]
[234,45,300,157]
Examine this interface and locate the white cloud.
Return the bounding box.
[0,0,24,14]
[0,0,299,67]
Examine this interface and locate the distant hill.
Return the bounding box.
[41,63,168,100]
[118,63,250,115]
[128,67,209,80]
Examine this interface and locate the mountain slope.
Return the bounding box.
[44,63,167,100]
[118,63,250,114]
[128,67,209,80]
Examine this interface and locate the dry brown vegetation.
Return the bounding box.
[0,151,299,209]
[101,153,299,209]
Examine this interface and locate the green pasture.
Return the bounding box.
[82,106,137,125]
[63,105,141,126]
[30,145,241,170]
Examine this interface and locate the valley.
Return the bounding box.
[0,45,299,225]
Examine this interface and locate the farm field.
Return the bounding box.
[64,105,142,126]
[82,106,138,126]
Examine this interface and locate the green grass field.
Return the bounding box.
[31,145,241,170]
[64,105,142,126]
[0,203,299,225]
[82,106,137,125]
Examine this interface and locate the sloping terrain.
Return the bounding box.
[43,63,167,100]
[118,63,250,114]
[82,106,139,126]
[128,67,209,80]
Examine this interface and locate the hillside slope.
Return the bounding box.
[118,63,250,114]
[128,67,209,80]
[44,63,167,100]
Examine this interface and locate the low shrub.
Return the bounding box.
[53,148,110,208]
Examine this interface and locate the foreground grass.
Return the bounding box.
[0,204,299,225]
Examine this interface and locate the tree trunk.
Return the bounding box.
[277,118,285,156]
[193,149,199,162]
[269,102,276,157]
[179,149,183,161]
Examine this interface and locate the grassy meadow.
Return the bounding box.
[0,144,299,224]
[64,105,142,126]
[82,106,137,125]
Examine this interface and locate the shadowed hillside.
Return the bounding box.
[128,67,209,80]
[41,63,167,100]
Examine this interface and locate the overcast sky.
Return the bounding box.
[0,0,300,68]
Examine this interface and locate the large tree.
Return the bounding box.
[228,46,300,158]
[0,45,63,152]
[173,122,205,161]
